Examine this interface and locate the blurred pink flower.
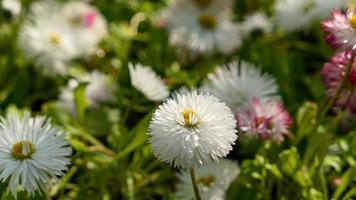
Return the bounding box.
[83,11,97,28]
[237,98,292,143]
[321,8,356,51]
[321,51,356,113]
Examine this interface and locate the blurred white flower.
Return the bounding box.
[18,1,79,75]
[163,0,241,54]
[175,159,239,200]
[59,79,78,117]
[274,0,344,32]
[201,61,279,112]
[148,91,237,169]
[59,71,115,115]
[0,112,72,197]
[129,63,169,101]
[1,0,21,15]
[241,11,272,36]
[84,71,115,106]
[61,1,108,57]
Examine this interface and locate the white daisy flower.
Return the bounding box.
[58,71,115,115]
[274,0,344,32]
[241,11,273,36]
[128,63,169,101]
[1,0,21,15]
[163,0,241,54]
[18,1,78,75]
[0,112,72,197]
[175,159,239,200]
[148,91,237,169]
[61,1,108,57]
[274,0,314,32]
[83,71,115,107]
[201,61,279,112]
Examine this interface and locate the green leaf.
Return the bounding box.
[332,166,356,200]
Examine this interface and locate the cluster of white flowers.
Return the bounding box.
[18,1,107,75]
[59,71,115,116]
[274,0,344,32]
[0,112,72,197]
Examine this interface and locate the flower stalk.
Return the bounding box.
[190,168,202,200]
[319,52,356,121]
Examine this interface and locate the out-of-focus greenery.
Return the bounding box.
[0,0,355,199]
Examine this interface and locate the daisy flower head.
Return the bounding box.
[61,1,108,57]
[237,98,293,143]
[0,112,72,197]
[18,1,78,75]
[274,0,315,32]
[321,51,356,113]
[175,159,239,200]
[164,0,241,55]
[58,71,115,116]
[321,7,356,51]
[241,11,273,36]
[83,71,116,107]
[201,61,280,113]
[128,63,169,102]
[148,91,237,169]
[274,0,343,32]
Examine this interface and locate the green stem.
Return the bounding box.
[190,168,202,200]
[319,53,356,122]
[319,167,328,200]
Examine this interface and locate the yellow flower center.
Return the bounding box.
[349,15,356,29]
[194,0,214,8]
[11,141,36,160]
[198,14,217,30]
[197,175,215,186]
[181,108,197,128]
[48,32,61,46]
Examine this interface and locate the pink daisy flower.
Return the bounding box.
[237,98,292,143]
[321,51,356,113]
[321,8,356,51]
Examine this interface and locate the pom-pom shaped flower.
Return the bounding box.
[162,0,241,54]
[237,98,292,143]
[148,91,237,169]
[129,63,169,101]
[321,51,356,113]
[175,159,239,200]
[0,112,72,197]
[18,1,79,75]
[201,61,279,112]
[321,7,356,51]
